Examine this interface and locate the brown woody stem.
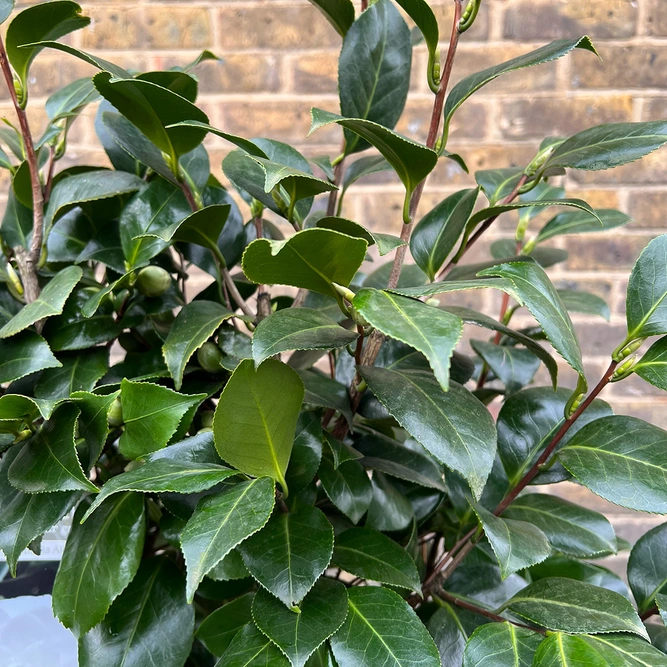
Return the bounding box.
[254,216,272,322]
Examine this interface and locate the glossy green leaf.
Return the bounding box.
[0,266,82,338]
[557,289,610,321]
[504,493,616,558]
[626,235,667,340]
[410,188,480,281]
[341,155,392,194]
[34,348,108,402]
[497,387,612,488]
[93,72,209,162]
[444,38,597,132]
[359,366,496,500]
[308,0,354,36]
[196,593,254,657]
[332,527,421,593]
[628,521,667,613]
[29,41,130,79]
[542,120,667,173]
[309,109,437,221]
[330,586,440,667]
[218,624,290,667]
[253,578,348,667]
[471,339,540,394]
[0,444,79,576]
[427,604,483,667]
[79,556,194,667]
[353,288,463,391]
[285,412,323,494]
[243,228,367,300]
[658,593,667,625]
[479,260,585,384]
[394,0,439,89]
[314,216,405,256]
[1,189,32,249]
[635,336,667,391]
[559,415,667,514]
[239,505,334,607]
[355,431,447,491]
[338,0,411,154]
[53,493,145,637]
[253,308,358,367]
[0,393,49,434]
[6,1,90,99]
[119,379,205,459]
[474,504,551,579]
[8,402,97,493]
[502,577,648,638]
[166,119,266,158]
[462,622,542,667]
[83,459,238,520]
[366,471,414,532]
[476,168,524,206]
[45,76,98,121]
[533,633,667,667]
[213,359,303,494]
[318,448,372,523]
[181,477,276,602]
[299,370,353,426]
[163,300,235,389]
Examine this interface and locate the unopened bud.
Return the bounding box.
[136,266,171,297]
[107,397,123,427]
[197,342,224,373]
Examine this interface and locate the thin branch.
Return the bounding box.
[254,215,272,322]
[423,526,477,591]
[0,36,44,303]
[327,157,345,216]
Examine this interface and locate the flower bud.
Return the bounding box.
[136,266,171,297]
[197,342,224,373]
[107,397,123,427]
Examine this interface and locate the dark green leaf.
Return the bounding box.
[239,505,334,607]
[559,415,667,514]
[394,0,438,90]
[119,379,205,459]
[29,41,130,78]
[8,402,97,493]
[542,120,667,174]
[298,370,353,427]
[0,393,49,434]
[427,604,482,667]
[330,587,440,667]
[196,593,254,657]
[243,227,367,300]
[1,189,32,249]
[314,216,405,256]
[635,336,667,390]
[0,266,82,338]
[218,624,289,667]
[359,366,496,500]
[502,577,647,637]
[308,0,354,37]
[475,168,523,206]
[34,348,108,402]
[53,493,145,636]
[557,289,610,321]
[470,339,540,394]
[253,578,348,667]
[353,289,463,391]
[253,308,358,367]
[444,38,597,132]
[213,359,303,494]
[628,521,667,613]
[285,412,323,494]
[181,477,276,602]
[462,622,542,667]
[318,449,373,523]
[338,0,411,154]
[474,504,551,578]
[410,188,480,281]
[79,556,194,667]
[504,494,616,559]
[163,300,235,389]
[341,155,392,197]
[366,471,414,531]
[166,119,265,158]
[46,76,98,121]
[333,527,421,593]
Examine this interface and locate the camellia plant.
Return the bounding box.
[2,0,667,665]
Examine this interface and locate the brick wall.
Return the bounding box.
[4,0,667,570]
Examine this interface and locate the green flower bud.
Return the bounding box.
[197,342,224,373]
[107,397,123,427]
[136,266,171,297]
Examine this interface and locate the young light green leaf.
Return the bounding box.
[195,593,254,657]
[332,527,422,594]
[252,308,358,367]
[53,493,145,637]
[213,359,303,494]
[353,289,463,391]
[0,266,82,338]
[119,379,206,459]
[338,0,411,154]
[82,459,238,521]
[473,504,551,579]
[462,622,542,667]
[503,577,648,638]
[309,108,437,221]
[253,578,348,667]
[307,0,354,37]
[504,493,617,559]
[8,402,97,493]
[635,336,667,390]
[410,188,480,281]
[359,366,496,500]
[444,37,597,132]
[542,120,667,174]
[238,505,334,607]
[627,521,667,613]
[470,339,541,394]
[79,557,194,667]
[163,300,235,389]
[181,477,276,602]
[559,415,667,514]
[242,227,367,300]
[330,587,440,667]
